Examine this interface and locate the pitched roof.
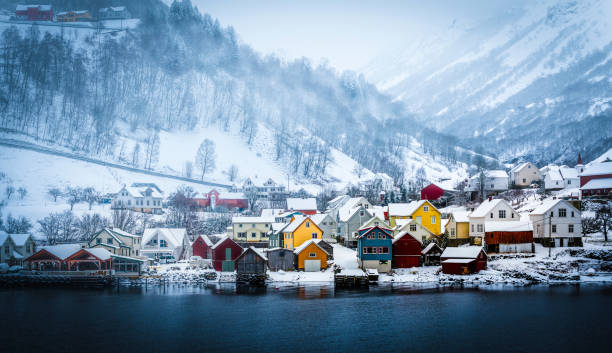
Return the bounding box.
[237,246,268,262]
[0,232,8,246]
[451,211,470,223]
[142,228,187,249]
[559,166,578,179]
[581,162,612,176]
[337,197,369,221]
[511,162,530,172]
[392,231,419,244]
[123,186,163,198]
[485,170,508,178]
[309,213,331,226]
[421,243,441,255]
[440,246,485,259]
[442,258,475,264]
[531,199,576,215]
[547,168,563,181]
[84,248,112,261]
[388,201,431,217]
[109,228,139,238]
[41,244,82,260]
[196,234,213,247]
[260,208,285,217]
[357,226,392,239]
[283,216,313,233]
[286,198,317,211]
[470,199,507,218]
[211,236,239,250]
[8,234,32,247]
[293,239,329,255]
[582,178,612,190]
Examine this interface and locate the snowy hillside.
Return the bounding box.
[365,0,612,164]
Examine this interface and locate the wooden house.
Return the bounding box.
[283,216,324,250]
[440,246,487,275]
[25,244,82,271]
[88,228,141,257]
[231,216,275,244]
[446,212,470,246]
[0,232,16,265]
[294,240,328,271]
[337,201,373,248]
[235,247,268,275]
[510,162,541,188]
[529,199,582,247]
[580,160,612,198]
[421,243,442,266]
[211,236,243,272]
[56,10,92,22]
[387,201,441,235]
[190,189,248,211]
[316,239,334,260]
[391,231,422,268]
[266,248,295,271]
[484,221,533,253]
[15,4,53,21]
[192,235,214,259]
[357,225,393,273]
[469,198,521,245]
[310,213,338,242]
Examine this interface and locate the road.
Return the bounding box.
[0,138,232,190]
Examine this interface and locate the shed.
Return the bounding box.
[211,236,243,272]
[440,246,487,274]
[421,243,442,266]
[192,235,214,259]
[235,247,268,275]
[266,248,296,271]
[392,231,422,268]
[294,240,328,271]
[111,255,145,275]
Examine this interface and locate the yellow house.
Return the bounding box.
[283,216,323,250]
[387,201,441,235]
[446,211,471,245]
[294,239,328,271]
[394,219,436,244]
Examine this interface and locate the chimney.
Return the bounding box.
[488,196,492,202]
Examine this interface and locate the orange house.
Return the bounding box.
[294,240,328,271]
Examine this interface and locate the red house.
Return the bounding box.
[15,5,53,21]
[440,246,487,275]
[190,189,248,211]
[392,231,422,268]
[192,235,214,259]
[421,182,455,201]
[211,236,243,271]
[580,160,612,198]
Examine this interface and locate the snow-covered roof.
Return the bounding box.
[421,243,441,255]
[511,162,530,172]
[12,250,24,259]
[293,239,329,255]
[442,258,475,264]
[239,246,267,261]
[581,178,612,190]
[197,234,213,247]
[470,199,507,218]
[370,205,387,219]
[485,221,532,232]
[388,201,427,217]
[109,228,139,238]
[581,162,612,176]
[218,191,246,199]
[559,166,578,179]
[485,170,508,178]
[547,168,563,181]
[16,5,52,11]
[8,234,32,247]
[232,216,274,224]
[360,216,389,230]
[270,222,290,233]
[337,197,368,221]
[260,208,284,217]
[85,248,112,261]
[530,199,576,215]
[123,186,163,198]
[211,236,230,249]
[440,246,484,259]
[100,6,126,12]
[309,213,330,226]
[142,228,186,249]
[451,211,470,223]
[42,244,82,260]
[392,231,418,244]
[284,216,310,233]
[431,180,456,192]
[286,198,317,211]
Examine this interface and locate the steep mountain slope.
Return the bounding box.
[365,0,612,164]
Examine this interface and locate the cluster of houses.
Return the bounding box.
[13,4,130,22]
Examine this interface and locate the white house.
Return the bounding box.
[141,228,190,260]
[467,170,509,192]
[529,199,582,247]
[510,162,541,187]
[469,198,521,245]
[286,197,317,214]
[112,184,164,214]
[542,165,580,190]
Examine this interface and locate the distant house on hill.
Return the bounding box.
[190,189,248,211]
[112,184,164,214]
[15,4,53,21]
[99,6,130,20]
[580,160,612,198]
[421,181,456,201]
[286,197,317,215]
[467,170,509,193]
[510,162,541,188]
[56,10,92,22]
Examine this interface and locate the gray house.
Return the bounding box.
[338,207,372,248]
[311,213,338,242]
[266,248,295,271]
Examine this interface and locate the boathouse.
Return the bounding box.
[65,248,112,271]
[25,244,82,271]
[266,248,295,271]
[440,246,487,275]
[421,243,442,266]
[392,231,422,268]
[211,236,243,272]
[192,235,214,259]
[294,240,328,272]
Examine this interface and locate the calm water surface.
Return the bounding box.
[1,283,610,353]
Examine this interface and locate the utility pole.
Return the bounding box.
[548,214,552,257]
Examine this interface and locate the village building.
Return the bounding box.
[25,244,82,271]
[393,219,435,244]
[357,225,393,273]
[65,248,112,271]
[266,248,295,271]
[235,247,268,276]
[231,216,274,245]
[0,232,16,265]
[0,233,36,265]
[211,236,243,271]
[141,228,190,261]
[392,231,422,268]
[192,235,214,259]
[440,246,487,275]
[580,160,612,198]
[268,222,289,248]
[469,198,521,245]
[112,184,164,214]
[88,228,141,257]
[446,212,471,246]
[99,6,131,20]
[274,210,304,223]
[283,216,324,250]
[361,216,390,230]
[337,204,372,248]
[541,165,579,190]
[240,178,288,207]
[56,10,92,22]
[467,170,509,193]
[15,4,53,21]
[111,255,145,275]
[315,239,334,260]
[327,196,371,222]
[310,213,338,242]
[387,200,441,235]
[190,189,248,211]
[420,181,456,201]
[421,243,442,266]
[483,221,533,253]
[293,239,328,272]
[529,199,582,247]
[286,197,317,215]
[260,208,285,218]
[510,162,541,188]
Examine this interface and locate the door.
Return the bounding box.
[304,260,321,272]
[554,238,560,247]
[222,248,233,272]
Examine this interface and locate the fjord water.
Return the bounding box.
[1,284,609,352]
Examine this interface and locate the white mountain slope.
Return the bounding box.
[365,0,612,163]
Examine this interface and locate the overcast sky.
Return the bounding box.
[192,0,527,72]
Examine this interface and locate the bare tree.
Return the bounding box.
[48,187,62,202]
[5,214,32,233]
[82,187,101,210]
[227,164,239,182]
[144,132,160,170]
[132,143,141,168]
[17,186,27,200]
[5,185,15,200]
[64,186,82,211]
[595,203,611,242]
[195,138,216,180]
[113,209,138,233]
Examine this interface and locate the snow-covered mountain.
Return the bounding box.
[365,0,612,164]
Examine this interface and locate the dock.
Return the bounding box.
[334,269,369,288]
[0,274,113,288]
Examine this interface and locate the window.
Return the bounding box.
[536,224,541,235]
[107,238,113,244]
[558,208,566,217]
[378,247,389,254]
[550,212,554,218]
[128,200,131,206]
[96,238,101,244]
[238,232,246,238]
[416,216,421,224]
[499,210,506,219]
[410,224,417,232]
[423,206,429,212]
[146,200,149,206]
[568,180,571,185]
[306,222,310,228]
[379,233,385,239]
[160,239,167,247]
[571,211,575,217]
[477,224,483,232]
[471,224,474,232]
[431,216,436,224]
[450,228,455,236]
[265,224,269,228]
[511,213,515,218]
[309,253,317,258]
[360,211,365,217]
[522,178,526,183]
[239,224,243,228]
[252,224,256,227]
[552,225,557,233]
[568,224,574,233]
[312,233,318,239]
[261,232,267,238]
[490,213,494,219]
[4,246,9,254]
[251,232,256,238]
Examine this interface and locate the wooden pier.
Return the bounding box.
[334,269,369,288]
[0,274,113,288]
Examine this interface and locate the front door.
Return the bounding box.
[222,248,233,272]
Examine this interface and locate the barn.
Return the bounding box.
[192,235,214,259]
[440,246,487,275]
[392,231,422,268]
[266,248,295,271]
[235,247,268,275]
[211,236,243,272]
